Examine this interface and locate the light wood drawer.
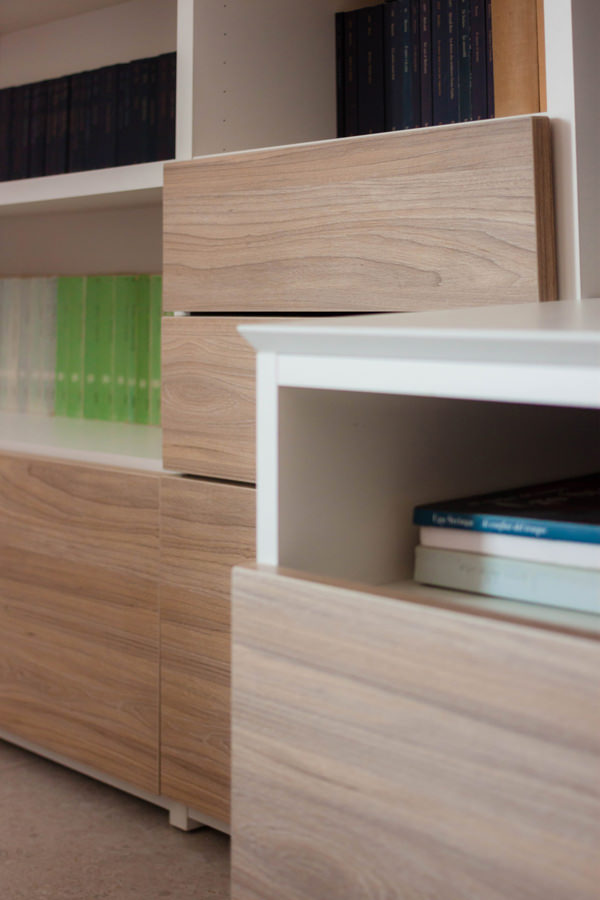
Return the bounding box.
[232,565,600,900]
[0,453,160,580]
[160,475,255,823]
[0,543,159,792]
[162,316,278,482]
[163,116,556,313]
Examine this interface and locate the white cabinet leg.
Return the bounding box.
[168,801,203,831]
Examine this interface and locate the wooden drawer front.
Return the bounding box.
[0,453,160,580]
[0,544,159,792]
[163,116,556,313]
[160,475,255,823]
[232,566,600,900]
[162,316,274,482]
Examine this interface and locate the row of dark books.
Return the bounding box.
[0,52,176,182]
[0,275,163,426]
[336,0,493,136]
[412,473,600,616]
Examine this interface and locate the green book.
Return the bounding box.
[113,276,137,423]
[134,275,150,425]
[55,277,74,417]
[149,274,162,426]
[84,276,115,421]
[65,277,85,418]
[83,276,100,419]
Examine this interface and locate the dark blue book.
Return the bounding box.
[9,83,32,180]
[335,12,346,137]
[343,10,359,136]
[68,70,90,172]
[28,80,49,177]
[357,4,385,134]
[420,0,433,126]
[413,473,600,545]
[0,88,12,181]
[384,1,402,130]
[156,52,176,160]
[410,0,421,126]
[457,0,472,120]
[88,64,119,169]
[485,0,494,116]
[132,56,157,163]
[470,0,487,119]
[433,0,459,124]
[45,75,70,175]
[385,0,419,130]
[116,62,134,165]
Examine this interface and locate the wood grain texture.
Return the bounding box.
[162,316,282,482]
[160,582,231,822]
[232,565,600,900]
[491,0,541,117]
[160,475,255,821]
[163,116,557,312]
[0,543,159,792]
[0,453,160,580]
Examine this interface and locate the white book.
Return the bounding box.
[17,278,31,413]
[4,279,21,412]
[39,277,57,416]
[27,278,44,414]
[414,545,600,615]
[419,525,600,570]
[0,281,7,409]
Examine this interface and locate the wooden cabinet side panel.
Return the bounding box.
[232,566,600,900]
[160,476,255,822]
[0,453,160,580]
[163,117,556,313]
[0,544,159,792]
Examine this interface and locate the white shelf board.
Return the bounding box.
[241,299,600,408]
[0,0,129,34]
[0,161,167,216]
[0,411,164,471]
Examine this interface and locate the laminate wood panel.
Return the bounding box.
[0,453,160,580]
[491,0,542,117]
[232,565,600,900]
[160,582,231,822]
[160,475,255,822]
[0,543,159,792]
[162,316,282,482]
[163,116,556,313]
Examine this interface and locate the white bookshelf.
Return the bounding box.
[241,299,600,621]
[0,410,164,471]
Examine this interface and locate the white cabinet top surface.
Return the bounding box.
[241,300,600,408]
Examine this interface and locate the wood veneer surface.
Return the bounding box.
[232,565,600,900]
[162,316,281,483]
[164,116,556,313]
[0,543,159,792]
[0,453,160,580]
[160,476,255,822]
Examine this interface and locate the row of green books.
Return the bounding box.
[0,274,163,426]
[55,275,162,425]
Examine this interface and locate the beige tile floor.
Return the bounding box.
[0,740,230,900]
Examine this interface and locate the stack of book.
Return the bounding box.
[0,51,176,181]
[0,278,57,416]
[336,0,493,136]
[54,275,163,426]
[0,274,163,426]
[412,474,600,615]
